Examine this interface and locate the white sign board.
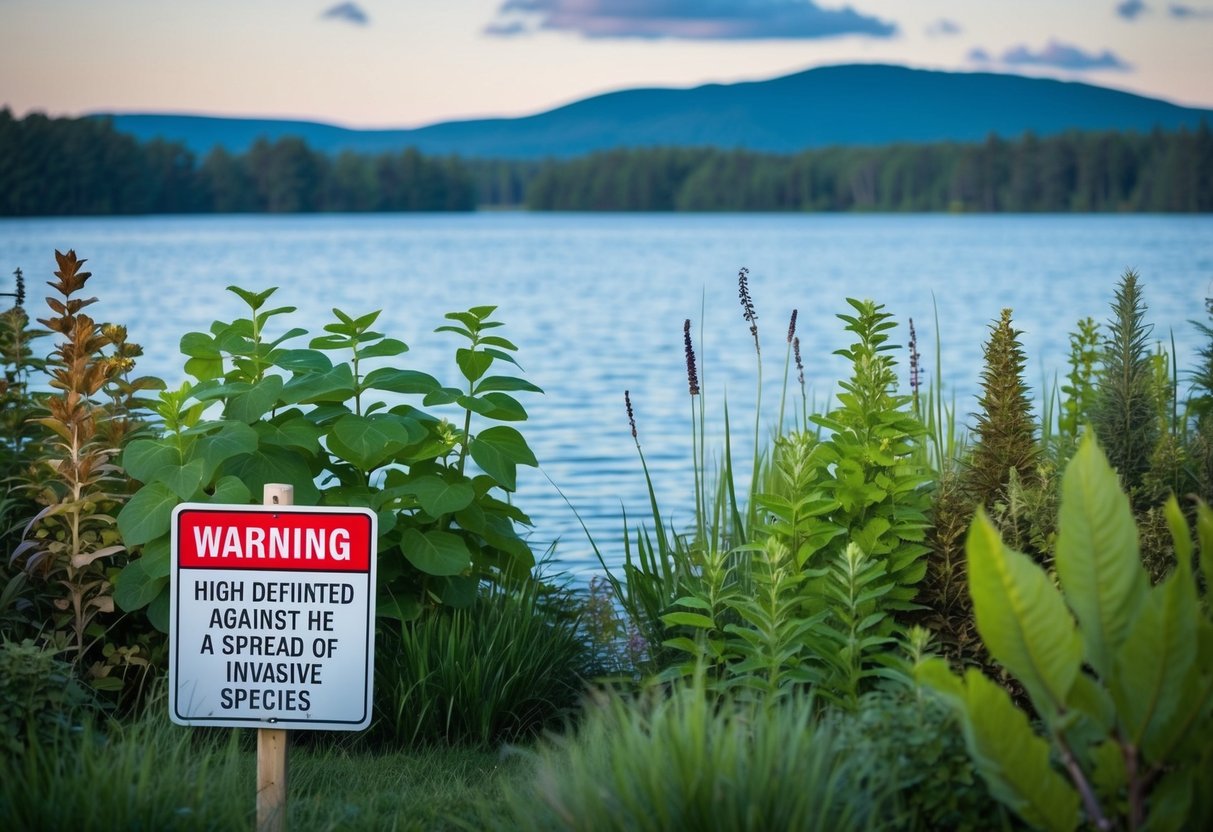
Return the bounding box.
[169,503,377,731]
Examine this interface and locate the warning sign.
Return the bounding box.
[169,504,378,730]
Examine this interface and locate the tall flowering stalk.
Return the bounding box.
[738,267,763,530]
[793,335,806,425]
[908,317,922,416]
[684,319,706,544]
[778,309,798,436]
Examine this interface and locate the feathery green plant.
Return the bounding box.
[966,308,1039,507]
[1092,270,1158,505]
[1057,316,1101,447]
[920,434,1213,832]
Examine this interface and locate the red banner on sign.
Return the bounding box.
[176,508,372,571]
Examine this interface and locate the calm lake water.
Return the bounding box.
[2,213,1211,578]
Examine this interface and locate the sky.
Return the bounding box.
[2,0,1212,128]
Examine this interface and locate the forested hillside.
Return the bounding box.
[2,109,1210,215]
[0,110,475,215]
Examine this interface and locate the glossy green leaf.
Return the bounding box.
[113,558,167,612]
[358,338,409,359]
[662,611,717,630]
[363,367,441,395]
[468,426,536,492]
[1111,565,1198,755]
[403,475,475,517]
[121,439,183,484]
[180,331,220,358]
[118,482,179,547]
[208,475,252,505]
[401,528,471,576]
[280,363,355,404]
[1055,433,1148,680]
[456,348,493,383]
[968,510,1083,716]
[224,375,284,423]
[140,537,172,579]
[221,446,320,505]
[1198,501,1213,596]
[255,416,323,454]
[957,669,1080,832]
[275,349,333,373]
[328,413,418,471]
[473,375,543,394]
[193,422,259,476]
[154,457,207,501]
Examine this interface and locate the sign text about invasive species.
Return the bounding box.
[169,504,377,730]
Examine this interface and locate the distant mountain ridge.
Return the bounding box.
[100,64,1213,159]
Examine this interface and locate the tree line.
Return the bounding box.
[2,108,1210,215]
[523,127,1213,212]
[0,109,476,215]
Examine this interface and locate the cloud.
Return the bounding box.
[1116,0,1149,19]
[1169,3,1213,17]
[485,0,898,41]
[321,2,369,26]
[926,18,961,37]
[970,40,1132,72]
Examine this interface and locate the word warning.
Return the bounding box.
[170,504,377,730]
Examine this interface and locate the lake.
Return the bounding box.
[2,213,1211,578]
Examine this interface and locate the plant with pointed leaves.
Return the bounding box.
[113,287,543,630]
[14,251,159,675]
[919,433,1213,832]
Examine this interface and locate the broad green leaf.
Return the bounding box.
[1055,433,1148,679]
[140,537,172,579]
[363,367,441,395]
[473,375,543,394]
[456,348,493,383]
[180,331,220,358]
[1111,566,1198,757]
[468,426,538,491]
[121,439,183,484]
[113,559,167,612]
[402,475,475,517]
[958,670,1081,832]
[358,338,409,359]
[456,393,527,421]
[328,413,417,471]
[1197,501,1213,596]
[221,446,320,506]
[154,457,207,501]
[118,482,179,547]
[280,363,355,404]
[662,611,717,630]
[274,349,333,373]
[227,285,276,311]
[1164,496,1192,567]
[148,590,170,633]
[401,528,470,576]
[193,422,259,476]
[224,375,284,423]
[1146,768,1196,832]
[968,510,1083,716]
[377,592,421,623]
[208,475,252,505]
[255,416,324,454]
[184,355,224,381]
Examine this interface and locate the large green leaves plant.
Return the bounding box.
[114,287,541,630]
[920,433,1213,832]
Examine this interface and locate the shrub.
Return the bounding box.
[920,433,1213,832]
[493,679,887,832]
[374,580,590,747]
[0,639,96,756]
[113,291,543,631]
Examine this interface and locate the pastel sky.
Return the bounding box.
[3,0,1212,128]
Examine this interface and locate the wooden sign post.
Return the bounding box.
[168,483,377,832]
[258,484,293,832]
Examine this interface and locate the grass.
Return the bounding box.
[0,709,530,831]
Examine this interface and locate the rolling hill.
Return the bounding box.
[101,64,1213,159]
